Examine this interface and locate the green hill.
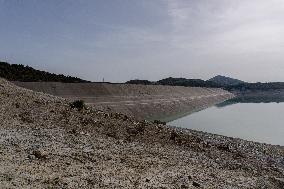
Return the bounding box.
[126,77,221,88]
[0,61,89,82]
[208,75,244,86]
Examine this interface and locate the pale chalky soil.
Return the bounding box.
[0,78,283,188]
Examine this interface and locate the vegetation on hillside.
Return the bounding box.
[3,61,284,92]
[157,77,220,88]
[0,61,89,82]
[126,77,221,88]
[126,79,153,85]
[225,82,284,91]
[208,75,244,86]
[127,76,284,93]
[69,100,86,111]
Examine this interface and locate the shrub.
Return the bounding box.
[70,100,85,110]
[153,120,166,125]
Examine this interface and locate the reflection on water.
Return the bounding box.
[169,96,284,146]
[217,95,284,107]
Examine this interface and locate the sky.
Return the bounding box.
[1,0,284,82]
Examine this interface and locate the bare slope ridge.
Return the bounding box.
[1,78,284,188]
[13,82,233,121]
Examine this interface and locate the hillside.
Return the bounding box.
[127,77,284,95]
[0,78,284,188]
[13,81,233,121]
[0,61,89,82]
[208,75,244,86]
[127,76,244,88]
[2,61,284,96]
[127,77,221,88]
[157,77,220,87]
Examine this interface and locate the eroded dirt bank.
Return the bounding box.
[1,79,284,188]
[13,82,233,120]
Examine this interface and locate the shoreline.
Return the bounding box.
[13,81,234,121]
[1,78,283,188]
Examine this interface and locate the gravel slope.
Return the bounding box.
[13,82,233,121]
[1,78,284,188]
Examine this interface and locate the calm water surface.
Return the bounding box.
[169,98,284,146]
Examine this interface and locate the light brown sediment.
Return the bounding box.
[1,79,282,188]
[13,82,233,121]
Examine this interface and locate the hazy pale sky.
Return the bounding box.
[1,0,284,82]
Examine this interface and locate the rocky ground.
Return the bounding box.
[1,78,284,188]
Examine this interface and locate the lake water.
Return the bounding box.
[168,97,284,146]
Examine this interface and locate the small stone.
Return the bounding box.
[192,181,200,187]
[273,177,284,187]
[181,184,189,189]
[70,128,77,135]
[86,165,93,170]
[123,115,128,121]
[28,154,36,160]
[170,131,179,141]
[32,150,47,159]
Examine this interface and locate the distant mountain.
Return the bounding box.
[126,76,284,93]
[126,77,221,88]
[208,75,244,86]
[0,61,89,82]
[157,77,220,88]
